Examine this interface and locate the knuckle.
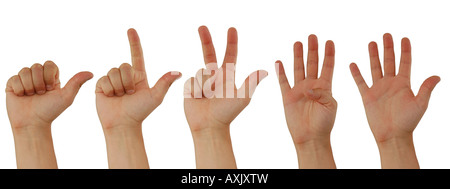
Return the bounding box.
[19,67,30,75]
[119,63,131,70]
[43,60,56,66]
[15,88,24,95]
[25,89,34,94]
[100,76,109,82]
[107,68,119,76]
[31,63,43,70]
[106,90,114,97]
[10,75,19,82]
[43,61,57,70]
[114,87,124,92]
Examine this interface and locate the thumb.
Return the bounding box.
[62,71,94,102]
[152,71,182,100]
[305,88,337,108]
[416,76,440,109]
[237,70,268,99]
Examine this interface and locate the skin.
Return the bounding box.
[349,33,440,169]
[96,28,181,169]
[184,26,268,169]
[6,61,93,169]
[276,35,337,169]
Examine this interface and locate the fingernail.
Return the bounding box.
[37,90,45,95]
[259,70,268,80]
[171,71,182,80]
[171,71,181,76]
[46,85,53,90]
[261,71,268,78]
[127,90,135,94]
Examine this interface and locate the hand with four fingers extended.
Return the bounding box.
[276,35,337,169]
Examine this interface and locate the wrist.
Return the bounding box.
[11,123,57,169]
[376,134,414,148]
[190,125,236,169]
[12,123,52,138]
[376,134,419,169]
[188,117,231,133]
[11,116,52,129]
[295,137,332,154]
[293,134,331,148]
[294,137,336,169]
[376,134,416,158]
[191,126,232,147]
[102,123,143,139]
[191,124,230,136]
[102,124,149,169]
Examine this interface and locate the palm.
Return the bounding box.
[283,79,336,142]
[350,34,440,142]
[96,74,159,127]
[362,77,424,141]
[185,98,244,129]
[6,88,68,127]
[185,69,248,130]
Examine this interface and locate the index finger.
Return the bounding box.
[320,40,335,83]
[127,28,146,72]
[223,27,238,67]
[198,26,218,67]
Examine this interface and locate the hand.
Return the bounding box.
[96,28,181,129]
[183,26,267,168]
[95,28,181,169]
[6,61,93,168]
[276,35,337,169]
[349,33,440,168]
[6,61,93,129]
[184,26,268,131]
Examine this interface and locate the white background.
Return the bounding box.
[0,0,448,169]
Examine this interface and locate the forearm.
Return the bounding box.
[191,126,237,169]
[103,125,149,169]
[295,138,336,169]
[377,135,419,169]
[12,125,58,169]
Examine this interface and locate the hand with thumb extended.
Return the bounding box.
[349,34,440,169]
[350,34,440,144]
[95,28,182,130]
[6,60,93,128]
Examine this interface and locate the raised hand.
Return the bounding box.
[6,61,93,168]
[96,28,181,168]
[349,33,440,168]
[184,26,267,168]
[276,35,337,169]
